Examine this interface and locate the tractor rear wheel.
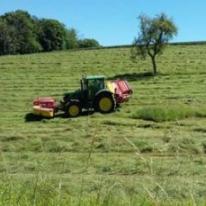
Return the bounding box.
[94,92,115,113]
[65,101,81,117]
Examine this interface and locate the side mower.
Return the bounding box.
[33,75,133,118]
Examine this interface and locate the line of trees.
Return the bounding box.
[0,10,100,55]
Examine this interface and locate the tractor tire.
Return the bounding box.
[94,92,116,113]
[65,101,81,117]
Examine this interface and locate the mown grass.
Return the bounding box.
[1,44,206,205]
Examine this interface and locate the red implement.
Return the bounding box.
[113,80,133,103]
[33,97,57,109]
[33,97,57,118]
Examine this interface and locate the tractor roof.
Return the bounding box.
[85,75,106,80]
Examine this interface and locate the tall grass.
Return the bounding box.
[0,175,204,206]
[131,105,206,122]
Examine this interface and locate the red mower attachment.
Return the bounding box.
[33,97,57,118]
[112,80,133,104]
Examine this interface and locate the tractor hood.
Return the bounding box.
[63,89,81,102]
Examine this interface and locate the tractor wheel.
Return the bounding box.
[65,101,81,117]
[94,92,116,113]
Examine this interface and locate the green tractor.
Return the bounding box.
[33,75,132,118]
[62,75,115,117]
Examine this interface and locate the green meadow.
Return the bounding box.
[1,44,206,205]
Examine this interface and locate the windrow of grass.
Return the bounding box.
[131,104,206,122]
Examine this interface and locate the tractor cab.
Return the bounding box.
[81,75,106,100]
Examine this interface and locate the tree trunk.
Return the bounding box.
[151,56,157,75]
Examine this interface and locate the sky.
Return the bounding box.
[0,0,205,46]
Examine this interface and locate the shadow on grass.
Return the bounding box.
[108,71,154,81]
[24,111,96,122]
[25,113,46,122]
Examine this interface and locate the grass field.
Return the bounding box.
[1,44,206,205]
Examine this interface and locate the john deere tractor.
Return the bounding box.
[33,75,132,118]
[62,75,116,117]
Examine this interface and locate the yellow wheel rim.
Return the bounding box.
[69,105,79,117]
[99,97,112,112]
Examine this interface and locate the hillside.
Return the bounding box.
[1,45,206,205]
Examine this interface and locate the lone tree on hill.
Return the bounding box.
[132,13,177,75]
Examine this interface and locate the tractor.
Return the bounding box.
[33,75,132,118]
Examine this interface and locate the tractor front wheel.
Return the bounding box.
[94,93,115,113]
[65,101,81,117]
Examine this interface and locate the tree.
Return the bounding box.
[65,28,78,49]
[38,19,67,51]
[0,19,18,55]
[2,10,42,54]
[78,38,100,48]
[132,13,177,75]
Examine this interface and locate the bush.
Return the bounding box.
[78,38,100,48]
[131,105,206,122]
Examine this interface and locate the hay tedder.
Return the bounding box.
[33,75,133,118]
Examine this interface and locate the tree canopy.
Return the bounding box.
[38,19,67,52]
